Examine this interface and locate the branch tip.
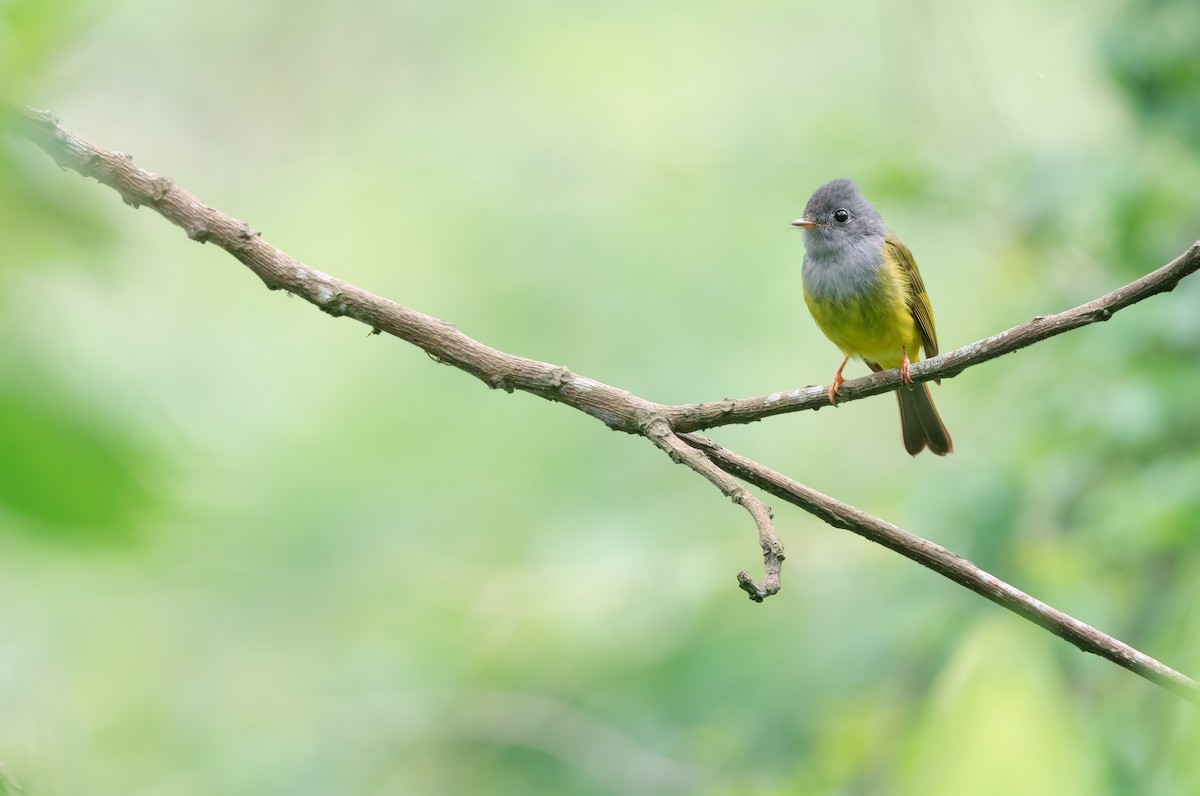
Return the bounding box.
[648,428,784,601]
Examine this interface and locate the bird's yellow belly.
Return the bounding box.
[803,285,923,369]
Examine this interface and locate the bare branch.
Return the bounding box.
[6,102,1198,700]
[665,241,1200,432]
[681,433,1200,703]
[1,104,669,433]
[3,102,780,592]
[643,417,783,601]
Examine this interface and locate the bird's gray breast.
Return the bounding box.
[801,235,886,302]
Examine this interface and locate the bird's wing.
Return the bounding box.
[886,235,938,357]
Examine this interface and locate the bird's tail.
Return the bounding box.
[896,383,953,456]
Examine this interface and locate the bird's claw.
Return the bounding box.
[828,372,845,405]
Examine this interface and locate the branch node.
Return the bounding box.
[150,176,173,202]
[186,220,210,242]
[319,292,350,317]
[636,409,670,439]
[547,366,573,389]
[234,222,260,248]
[486,373,515,392]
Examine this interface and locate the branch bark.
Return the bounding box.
[681,433,1200,703]
[5,102,1197,702]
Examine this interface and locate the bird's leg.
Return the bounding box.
[828,356,849,405]
[900,345,912,387]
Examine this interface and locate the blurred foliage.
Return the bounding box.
[1,0,1199,794]
[1103,0,1200,152]
[0,381,153,540]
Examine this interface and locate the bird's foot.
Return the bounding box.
[827,373,845,405]
[828,356,850,405]
[900,347,912,387]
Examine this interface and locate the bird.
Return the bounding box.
[792,178,952,456]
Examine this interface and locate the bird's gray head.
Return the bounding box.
[791,178,889,258]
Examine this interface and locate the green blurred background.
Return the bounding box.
[2,0,1199,793]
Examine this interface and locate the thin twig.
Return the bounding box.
[5,102,1198,701]
[681,433,1200,703]
[643,418,783,601]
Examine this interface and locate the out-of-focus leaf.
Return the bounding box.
[898,621,1103,796]
[1103,0,1200,151]
[0,145,115,276]
[0,386,155,541]
[0,0,95,88]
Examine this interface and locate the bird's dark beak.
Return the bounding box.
[791,217,817,228]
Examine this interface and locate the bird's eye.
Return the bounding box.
[833,208,850,223]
